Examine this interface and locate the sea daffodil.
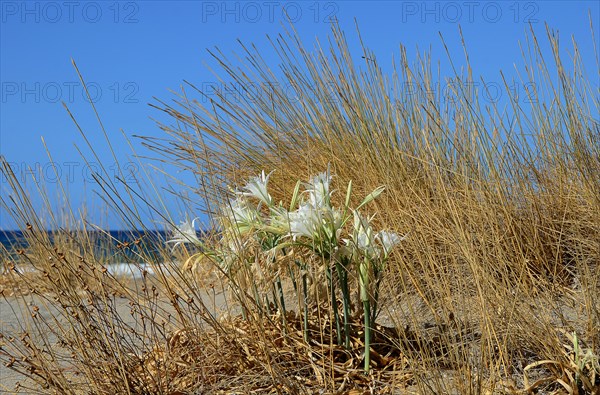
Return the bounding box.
[167,217,203,250]
[239,170,274,206]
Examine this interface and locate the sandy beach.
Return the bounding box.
[0,287,231,394]
[0,296,138,393]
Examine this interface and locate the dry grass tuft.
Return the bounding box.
[130,311,416,394]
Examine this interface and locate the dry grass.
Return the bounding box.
[1,21,599,394]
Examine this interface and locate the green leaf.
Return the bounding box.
[344,180,353,209]
[356,185,385,211]
[339,180,353,227]
[289,180,302,211]
[359,258,370,302]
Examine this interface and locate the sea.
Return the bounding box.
[0,229,173,278]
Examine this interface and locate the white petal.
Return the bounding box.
[167,217,202,248]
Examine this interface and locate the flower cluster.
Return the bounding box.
[167,168,406,372]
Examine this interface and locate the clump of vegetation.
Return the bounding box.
[1,20,599,394]
[172,167,404,373]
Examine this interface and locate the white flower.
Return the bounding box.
[167,217,202,249]
[305,169,332,209]
[287,198,344,244]
[284,168,345,245]
[288,203,321,240]
[323,206,344,241]
[350,211,379,259]
[376,231,405,257]
[240,170,273,206]
[347,211,406,260]
[223,196,259,235]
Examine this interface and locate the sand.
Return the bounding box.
[0,287,231,394]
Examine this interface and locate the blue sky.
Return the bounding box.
[1,1,598,229]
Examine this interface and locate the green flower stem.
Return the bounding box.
[371,288,379,326]
[363,299,372,373]
[302,270,310,343]
[336,260,351,349]
[359,257,372,372]
[287,264,298,294]
[326,266,342,346]
[294,260,310,343]
[371,267,382,325]
[275,276,286,321]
